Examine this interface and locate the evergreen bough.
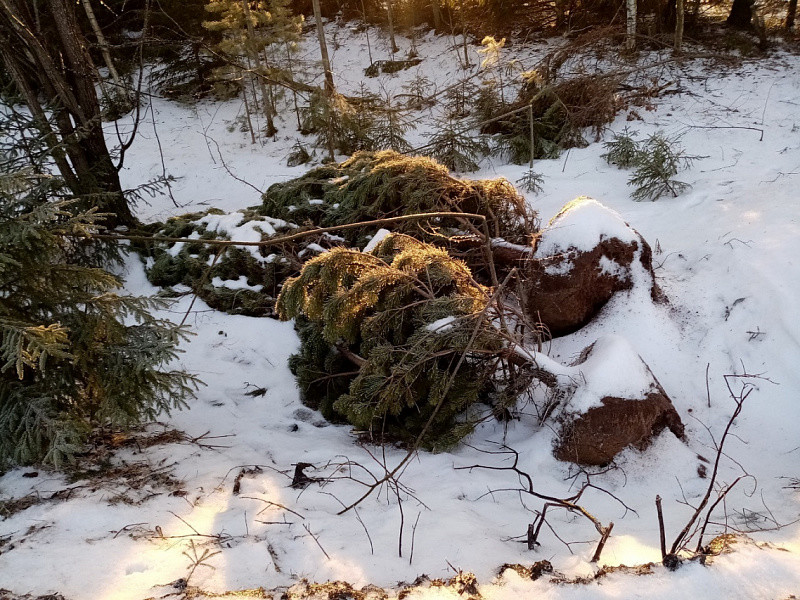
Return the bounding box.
[0,171,198,467]
[277,233,515,450]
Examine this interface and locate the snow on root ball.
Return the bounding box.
[554,335,685,466]
[526,197,662,337]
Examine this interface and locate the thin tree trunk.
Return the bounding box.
[262,50,279,136]
[431,0,442,30]
[787,0,798,30]
[0,46,80,193]
[386,0,399,54]
[674,0,684,53]
[80,0,127,99]
[360,0,374,64]
[241,0,277,137]
[311,0,336,161]
[626,0,637,51]
[311,0,335,96]
[285,43,302,130]
[241,74,257,145]
[460,0,471,67]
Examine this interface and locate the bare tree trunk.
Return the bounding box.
[240,0,277,137]
[460,0,471,67]
[0,0,135,227]
[360,0,374,64]
[674,0,684,53]
[386,0,399,54]
[311,0,336,96]
[311,0,336,161]
[80,0,127,99]
[787,0,798,30]
[241,74,257,145]
[430,0,442,30]
[285,42,302,130]
[0,46,80,193]
[626,0,637,51]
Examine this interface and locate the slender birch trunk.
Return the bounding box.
[626,0,637,52]
[674,0,684,53]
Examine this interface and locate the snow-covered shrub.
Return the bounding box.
[141,209,299,317]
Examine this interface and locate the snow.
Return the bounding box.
[565,335,658,414]
[363,228,392,252]
[535,198,639,257]
[425,315,457,332]
[2,22,800,600]
[210,276,263,292]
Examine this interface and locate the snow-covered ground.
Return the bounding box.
[1,23,800,600]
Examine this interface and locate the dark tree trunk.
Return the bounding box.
[0,0,135,228]
[788,0,798,30]
[726,0,753,29]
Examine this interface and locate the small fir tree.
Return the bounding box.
[444,80,478,119]
[423,119,490,172]
[301,89,378,156]
[629,132,699,201]
[601,127,639,169]
[477,36,507,105]
[0,170,198,467]
[516,169,545,194]
[602,130,700,201]
[401,72,434,110]
[370,93,414,153]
